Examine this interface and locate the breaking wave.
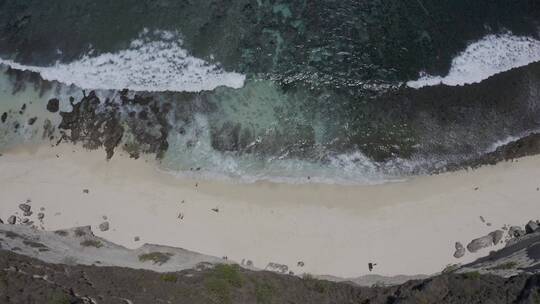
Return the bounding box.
[408,33,540,88]
[0,29,245,92]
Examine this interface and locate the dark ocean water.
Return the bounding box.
[0,0,540,183]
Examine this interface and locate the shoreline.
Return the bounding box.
[1,143,540,278]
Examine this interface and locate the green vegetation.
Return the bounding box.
[489,262,518,270]
[138,252,173,265]
[0,271,7,289]
[205,264,244,304]
[302,273,331,294]
[463,271,481,280]
[442,264,460,274]
[48,292,71,304]
[255,281,274,304]
[80,240,103,248]
[74,228,86,237]
[160,273,178,283]
[206,277,232,304]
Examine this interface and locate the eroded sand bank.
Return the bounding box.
[1,143,539,278]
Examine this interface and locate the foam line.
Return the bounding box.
[408,33,540,88]
[0,30,245,92]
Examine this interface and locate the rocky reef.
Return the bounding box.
[4,60,540,175]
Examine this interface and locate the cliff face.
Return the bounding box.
[1,224,540,304]
[1,248,540,304]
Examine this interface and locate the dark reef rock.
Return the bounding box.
[41,118,54,140]
[55,90,173,160]
[46,98,59,113]
[59,91,124,160]
[447,133,540,171]
[27,117,37,125]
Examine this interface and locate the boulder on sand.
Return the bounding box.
[7,216,16,225]
[525,220,539,234]
[467,235,493,253]
[467,230,503,253]
[509,226,525,238]
[453,242,466,258]
[490,230,504,245]
[99,221,110,232]
[18,204,31,213]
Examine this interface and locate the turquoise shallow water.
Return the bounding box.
[0,1,540,184]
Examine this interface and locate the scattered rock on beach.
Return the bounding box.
[83,189,89,194]
[99,221,110,232]
[509,226,525,238]
[0,218,3,224]
[265,262,289,274]
[134,236,140,242]
[18,204,31,213]
[490,230,504,245]
[37,213,44,220]
[467,231,503,253]
[1,112,7,123]
[7,216,16,225]
[525,220,539,234]
[453,242,466,258]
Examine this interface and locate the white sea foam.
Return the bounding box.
[408,33,540,88]
[0,30,245,92]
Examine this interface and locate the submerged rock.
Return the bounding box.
[46,98,60,113]
[27,117,37,125]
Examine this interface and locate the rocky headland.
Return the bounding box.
[0,216,540,304]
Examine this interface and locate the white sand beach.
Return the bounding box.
[1,143,539,278]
